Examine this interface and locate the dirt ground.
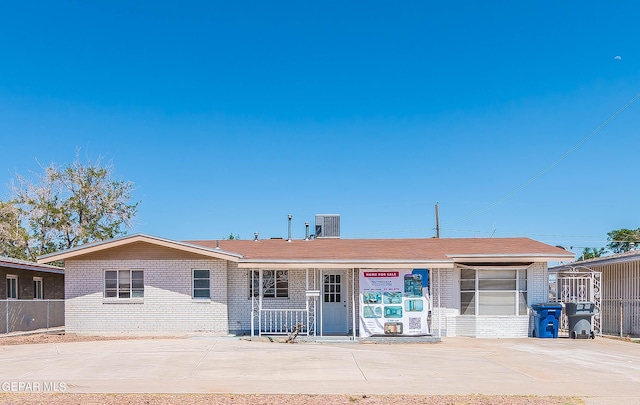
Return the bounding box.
[0,333,585,404]
[0,331,174,345]
[0,394,585,405]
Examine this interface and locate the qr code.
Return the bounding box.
[409,317,421,329]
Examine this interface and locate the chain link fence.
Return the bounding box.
[1,300,64,334]
[602,299,640,338]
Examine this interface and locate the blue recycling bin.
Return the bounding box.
[531,303,563,338]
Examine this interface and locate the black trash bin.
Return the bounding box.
[565,302,595,339]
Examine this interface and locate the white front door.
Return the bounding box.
[321,271,348,334]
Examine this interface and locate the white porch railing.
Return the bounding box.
[258,309,308,336]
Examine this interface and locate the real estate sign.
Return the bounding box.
[359,269,431,337]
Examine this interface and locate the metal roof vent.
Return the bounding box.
[315,214,340,238]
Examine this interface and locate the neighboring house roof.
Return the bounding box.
[188,237,574,268]
[550,249,640,271]
[36,234,573,269]
[0,256,65,274]
[36,234,242,264]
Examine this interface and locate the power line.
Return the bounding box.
[448,89,640,225]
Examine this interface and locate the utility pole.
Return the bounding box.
[435,202,440,238]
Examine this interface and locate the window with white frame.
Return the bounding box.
[6,275,18,299]
[249,270,288,298]
[33,277,43,299]
[193,269,211,298]
[460,267,527,316]
[104,270,144,299]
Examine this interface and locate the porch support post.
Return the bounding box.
[352,268,357,340]
[250,270,254,337]
[258,270,263,336]
[319,269,323,336]
[438,268,442,338]
[313,268,317,336]
[306,268,310,335]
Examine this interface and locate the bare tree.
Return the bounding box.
[5,153,139,261]
[0,201,29,259]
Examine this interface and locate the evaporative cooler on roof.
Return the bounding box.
[315,214,340,238]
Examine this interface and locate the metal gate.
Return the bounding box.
[549,266,602,336]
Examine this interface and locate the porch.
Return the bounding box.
[249,268,359,338]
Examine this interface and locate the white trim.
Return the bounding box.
[449,254,573,262]
[33,277,43,300]
[6,275,18,300]
[352,268,356,339]
[192,269,211,300]
[104,269,144,299]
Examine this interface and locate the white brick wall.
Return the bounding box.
[65,259,229,334]
[227,267,315,334]
[431,263,549,338]
[65,259,550,338]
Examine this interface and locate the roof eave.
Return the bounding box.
[37,234,242,264]
[0,260,64,274]
[447,253,575,263]
[550,252,640,270]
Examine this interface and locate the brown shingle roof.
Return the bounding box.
[185,237,573,262]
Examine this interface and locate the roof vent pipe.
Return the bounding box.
[254,232,259,242]
[304,222,310,241]
[287,214,293,242]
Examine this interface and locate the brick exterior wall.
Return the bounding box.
[227,267,361,336]
[0,267,64,300]
[228,267,334,335]
[434,262,549,338]
[63,251,550,338]
[65,258,228,334]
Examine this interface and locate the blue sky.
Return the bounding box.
[1,1,638,256]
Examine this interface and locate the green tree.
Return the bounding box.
[577,247,607,261]
[3,154,140,261]
[607,228,640,254]
[225,233,240,240]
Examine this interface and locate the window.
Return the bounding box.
[249,270,288,298]
[460,268,527,316]
[6,275,17,299]
[104,270,144,298]
[193,269,211,299]
[323,274,341,303]
[33,277,43,299]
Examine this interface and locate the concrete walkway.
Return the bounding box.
[1,336,639,404]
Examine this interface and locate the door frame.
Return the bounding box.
[319,269,349,335]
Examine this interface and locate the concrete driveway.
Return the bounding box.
[1,336,639,404]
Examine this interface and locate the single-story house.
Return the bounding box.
[1,256,65,333]
[38,234,573,338]
[550,250,640,337]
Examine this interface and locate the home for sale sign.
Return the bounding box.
[359,269,430,337]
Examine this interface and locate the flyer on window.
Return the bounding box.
[359,269,431,337]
